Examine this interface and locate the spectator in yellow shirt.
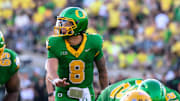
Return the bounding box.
[108,4,120,35]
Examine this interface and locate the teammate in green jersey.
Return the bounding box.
[46,7,108,101]
[0,31,20,101]
[97,78,180,101]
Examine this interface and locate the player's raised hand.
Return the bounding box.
[52,78,70,87]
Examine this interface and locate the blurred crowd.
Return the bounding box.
[0,0,180,100]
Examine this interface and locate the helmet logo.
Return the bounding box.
[75,10,85,18]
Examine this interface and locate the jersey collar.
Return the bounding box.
[65,34,87,58]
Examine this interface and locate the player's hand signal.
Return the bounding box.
[52,78,70,87]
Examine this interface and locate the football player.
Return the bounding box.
[0,31,20,101]
[97,78,180,101]
[46,7,108,101]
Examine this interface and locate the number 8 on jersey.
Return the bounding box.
[69,60,85,84]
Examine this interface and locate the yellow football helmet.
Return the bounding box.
[120,90,152,101]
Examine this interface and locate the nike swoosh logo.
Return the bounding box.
[85,48,91,52]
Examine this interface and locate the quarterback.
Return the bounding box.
[46,7,108,101]
[0,31,20,101]
[97,78,180,101]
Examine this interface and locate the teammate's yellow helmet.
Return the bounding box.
[120,90,152,101]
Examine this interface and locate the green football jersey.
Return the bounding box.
[165,87,180,101]
[0,48,20,86]
[97,78,143,101]
[97,78,180,101]
[47,33,103,100]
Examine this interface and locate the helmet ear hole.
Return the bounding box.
[76,21,79,24]
[141,84,145,88]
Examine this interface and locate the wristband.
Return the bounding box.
[48,91,55,97]
[48,92,54,97]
